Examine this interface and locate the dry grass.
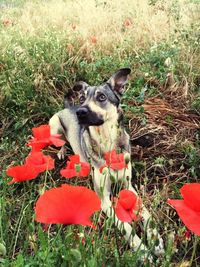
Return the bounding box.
[128,76,200,190]
[1,0,200,53]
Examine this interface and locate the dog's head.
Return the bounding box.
[72,68,131,126]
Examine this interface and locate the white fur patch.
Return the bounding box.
[88,104,119,153]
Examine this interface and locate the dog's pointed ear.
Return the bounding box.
[64,81,89,107]
[72,81,89,91]
[107,68,131,95]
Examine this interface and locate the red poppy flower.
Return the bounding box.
[167,183,200,236]
[90,36,97,44]
[6,164,39,184]
[124,19,132,28]
[35,184,101,228]
[60,155,90,178]
[100,150,127,173]
[71,24,76,30]
[113,190,142,222]
[27,124,65,151]
[2,19,13,27]
[25,152,55,173]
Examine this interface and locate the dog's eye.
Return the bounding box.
[79,96,85,104]
[97,94,107,102]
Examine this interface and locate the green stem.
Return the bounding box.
[190,236,199,266]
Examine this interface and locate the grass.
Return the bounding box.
[1,0,200,266]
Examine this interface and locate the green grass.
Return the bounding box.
[1,0,200,266]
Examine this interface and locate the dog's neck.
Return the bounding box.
[89,120,119,151]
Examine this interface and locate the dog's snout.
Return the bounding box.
[76,105,104,126]
[76,107,88,118]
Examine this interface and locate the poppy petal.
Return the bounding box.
[79,162,91,177]
[49,136,65,147]
[104,150,126,171]
[7,164,39,184]
[110,162,127,171]
[113,190,142,222]
[118,190,137,210]
[168,199,200,236]
[26,152,44,165]
[25,152,55,173]
[35,184,101,227]
[69,155,80,164]
[105,150,117,165]
[30,125,65,150]
[27,139,50,151]
[60,156,90,178]
[60,168,77,178]
[32,125,50,139]
[114,200,133,222]
[180,183,200,212]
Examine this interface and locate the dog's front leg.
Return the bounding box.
[93,168,150,255]
[49,114,67,159]
[49,110,86,161]
[129,188,164,256]
[124,164,164,256]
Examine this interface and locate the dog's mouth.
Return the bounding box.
[76,106,104,126]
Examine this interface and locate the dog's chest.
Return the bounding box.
[82,121,119,166]
[90,121,118,152]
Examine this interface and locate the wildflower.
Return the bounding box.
[90,36,97,44]
[25,151,54,173]
[27,124,65,151]
[60,155,90,178]
[113,189,142,222]
[168,183,200,236]
[124,19,132,28]
[100,150,127,173]
[7,151,54,184]
[6,164,39,184]
[2,18,13,27]
[35,184,101,228]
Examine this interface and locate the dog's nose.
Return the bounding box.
[76,107,88,118]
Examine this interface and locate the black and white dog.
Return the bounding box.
[49,68,164,258]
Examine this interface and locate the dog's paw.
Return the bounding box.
[154,242,165,256]
[129,239,153,264]
[57,146,67,160]
[147,228,164,256]
[135,248,153,265]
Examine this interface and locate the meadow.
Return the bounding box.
[0,0,200,266]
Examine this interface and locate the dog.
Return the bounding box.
[49,68,164,259]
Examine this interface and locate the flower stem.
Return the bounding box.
[190,235,199,266]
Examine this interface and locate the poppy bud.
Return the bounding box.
[75,164,81,173]
[124,153,130,164]
[102,167,109,175]
[110,174,117,183]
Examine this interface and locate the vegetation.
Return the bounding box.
[1,0,200,266]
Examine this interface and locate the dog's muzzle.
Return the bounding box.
[76,106,104,126]
[76,107,88,118]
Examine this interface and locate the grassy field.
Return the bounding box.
[1,0,200,266]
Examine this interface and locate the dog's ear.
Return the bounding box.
[64,81,89,107]
[72,81,89,91]
[107,68,131,95]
